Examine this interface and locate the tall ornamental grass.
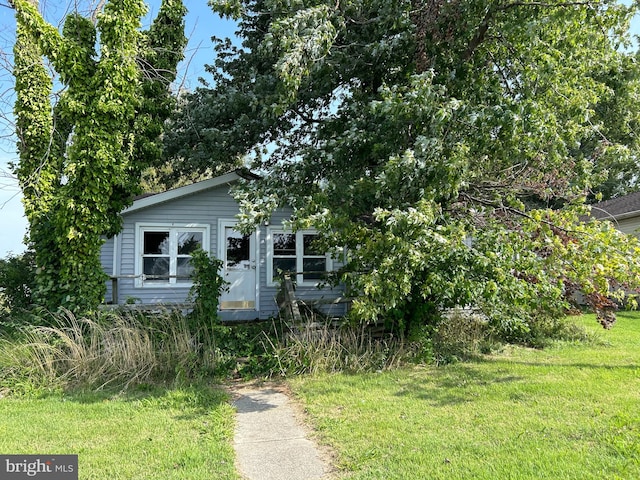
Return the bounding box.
[0,309,217,393]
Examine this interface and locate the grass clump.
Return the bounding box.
[268,321,406,375]
[0,308,218,393]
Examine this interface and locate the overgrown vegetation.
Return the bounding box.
[0,246,612,392]
[11,0,186,313]
[0,309,220,394]
[187,248,228,325]
[0,300,604,396]
[268,321,406,375]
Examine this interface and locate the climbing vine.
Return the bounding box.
[12,0,186,313]
[187,248,228,325]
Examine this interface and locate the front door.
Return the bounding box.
[219,223,257,310]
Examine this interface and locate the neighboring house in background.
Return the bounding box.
[590,191,640,237]
[100,169,344,321]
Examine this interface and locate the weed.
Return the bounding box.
[268,320,406,375]
[0,309,220,393]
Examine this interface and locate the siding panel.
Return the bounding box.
[105,182,345,319]
[116,185,238,305]
[611,217,640,237]
[101,236,114,303]
[260,208,347,318]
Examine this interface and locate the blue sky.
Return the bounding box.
[0,0,237,256]
[0,2,639,257]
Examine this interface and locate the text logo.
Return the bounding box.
[0,455,77,479]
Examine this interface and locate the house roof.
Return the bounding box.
[590,191,640,221]
[122,169,259,215]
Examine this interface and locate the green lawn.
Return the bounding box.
[291,313,640,479]
[0,385,239,480]
[1,313,638,479]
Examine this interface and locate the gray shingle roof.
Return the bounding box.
[590,191,640,220]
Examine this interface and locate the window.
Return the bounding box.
[268,230,330,285]
[301,233,327,281]
[136,225,208,287]
[272,232,297,279]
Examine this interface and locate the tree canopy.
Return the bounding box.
[12,0,186,312]
[166,0,640,333]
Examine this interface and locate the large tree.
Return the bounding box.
[12,0,186,312]
[167,0,640,333]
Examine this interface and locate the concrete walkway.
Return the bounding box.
[231,385,332,480]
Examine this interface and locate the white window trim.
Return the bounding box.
[266,228,332,287]
[135,223,210,288]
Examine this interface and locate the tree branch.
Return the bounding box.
[464,0,597,61]
[499,1,594,10]
[460,191,579,233]
[91,0,107,24]
[293,106,323,124]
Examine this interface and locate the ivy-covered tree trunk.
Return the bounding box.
[12,0,61,310]
[12,0,186,313]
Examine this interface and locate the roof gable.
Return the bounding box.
[122,170,253,215]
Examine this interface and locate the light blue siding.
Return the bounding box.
[260,208,347,318]
[100,236,115,303]
[610,216,640,237]
[102,180,345,320]
[117,184,236,305]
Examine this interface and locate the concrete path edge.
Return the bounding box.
[229,382,336,480]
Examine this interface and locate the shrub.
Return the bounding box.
[484,310,601,349]
[0,250,36,314]
[187,248,227,326]
[207,320,287,378]
[431,309,491,364]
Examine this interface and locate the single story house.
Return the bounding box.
[589,191,640,237]
[100,169,345,321]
